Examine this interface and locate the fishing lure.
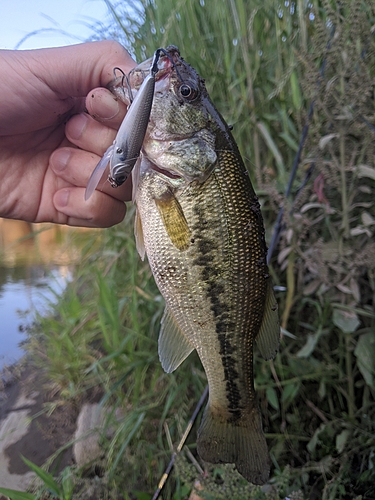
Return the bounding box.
[84,49,161,201]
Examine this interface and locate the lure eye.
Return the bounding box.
[178,83,198,101]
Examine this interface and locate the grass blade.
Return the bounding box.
[0,489,35,500]
[21,456,62,497]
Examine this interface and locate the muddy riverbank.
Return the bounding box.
[0,358,107,496]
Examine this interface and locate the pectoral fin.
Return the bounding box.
[159,306,194,373]
[155,194,191,251]
[255,281,280,360]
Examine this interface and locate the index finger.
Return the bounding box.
[85,87,128,129]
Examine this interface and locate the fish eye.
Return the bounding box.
[178,83,198,101]
[180,84,191,96]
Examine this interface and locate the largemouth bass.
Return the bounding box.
[112,46,280,485]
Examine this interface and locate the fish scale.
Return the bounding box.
[129,46,280,485]
[192,151,268,410]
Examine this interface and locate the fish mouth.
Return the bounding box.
[108,46,181,105]
[129,50,175,89]
[150,163,181,180]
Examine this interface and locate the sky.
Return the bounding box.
[0,0,111,50]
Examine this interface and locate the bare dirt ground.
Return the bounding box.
[0,359,77,493]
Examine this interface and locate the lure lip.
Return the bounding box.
[84,145,113,201]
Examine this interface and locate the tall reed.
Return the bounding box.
[23,0,375,498]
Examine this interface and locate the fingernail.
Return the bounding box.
[55,189,70,208]
[52,149,71,172]
[90,91,120,120]
[68,114,89,140]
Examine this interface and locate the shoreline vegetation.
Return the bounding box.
[1,0,374,498]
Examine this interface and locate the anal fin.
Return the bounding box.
[159,306,194,373]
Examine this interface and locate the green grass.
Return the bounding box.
[26,210,208,498]
[19,0,375,498]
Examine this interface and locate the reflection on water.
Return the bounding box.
[0,219,83,267]
[0,219,94,368]
[0,266,70,367]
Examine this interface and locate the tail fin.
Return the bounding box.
[196,403,270,485]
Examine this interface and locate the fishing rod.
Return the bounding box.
[152,386,209,500]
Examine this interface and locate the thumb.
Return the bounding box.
[35,40,136,98]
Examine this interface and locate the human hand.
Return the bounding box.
[0,40,135,227]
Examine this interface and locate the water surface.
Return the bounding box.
[0,265,70,368]
[0,219,88,369]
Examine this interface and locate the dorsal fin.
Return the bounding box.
[255,281,280,360]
